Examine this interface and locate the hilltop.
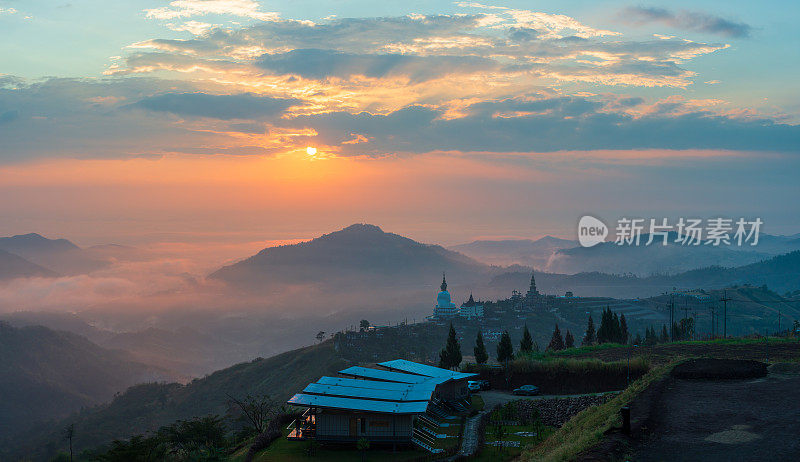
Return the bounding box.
[211,223,491,290]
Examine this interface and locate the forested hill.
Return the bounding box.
[0,322,171,441]
[3,340,348,461]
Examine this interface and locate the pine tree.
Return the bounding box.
[439,323,462,369]
[474,330,488,364]
[547,324,565,351]
[660,325,669,343]
[645,326,657,346]
[633,333,642,345]
[520,325,534,353]
[564,330,575,348]
[612,312,621,343]
[496,331,514,364]
[597,307,612,344]
[583,315,596,346]
[620,314,629,344]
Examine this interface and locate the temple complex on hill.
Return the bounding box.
[430,273,484,320]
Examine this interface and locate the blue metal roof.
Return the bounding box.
[287,393,429,414]
[338,366,432,383]
[377,359,477,381]
[317,376,437,393]
[303,383,433,402]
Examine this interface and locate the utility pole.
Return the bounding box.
[669,292,675,341]
[710,305,716,339]
[720,290,731,338]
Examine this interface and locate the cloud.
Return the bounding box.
[145,0,279,22]
[286,95,800,155]
[131,92,299,119]
[117,11,731,95]
[620,7,752,38]
[255,48,498,82]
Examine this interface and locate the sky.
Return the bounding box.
[1,0,799,249]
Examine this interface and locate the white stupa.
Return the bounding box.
[433,273,458,318]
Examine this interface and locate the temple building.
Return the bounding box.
[524,271,541,309]
[459,293,484,319]
[432,273,458,318]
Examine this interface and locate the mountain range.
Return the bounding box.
[453,231,800,276]
[0,322,174,442]
[450,235,577,268]
[0,233,149,279]
[491,250,800,299]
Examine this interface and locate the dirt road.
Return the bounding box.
[632,364,800,461]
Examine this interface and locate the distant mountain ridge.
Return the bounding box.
[491,250,800,298]
[0,322,174,442]
[211,223,492,289]
[0,248,58,280]
[454,231,800,276]
[450,235,577,267]
[0,232,145,275]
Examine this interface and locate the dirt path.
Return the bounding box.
[632,364,800,461]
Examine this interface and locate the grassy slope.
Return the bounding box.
[9,341,348,460]
[521,363,674,462]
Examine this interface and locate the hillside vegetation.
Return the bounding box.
[5,341,347,461]
[0,322,170,440]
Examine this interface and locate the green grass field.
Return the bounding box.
[471,423,554,462]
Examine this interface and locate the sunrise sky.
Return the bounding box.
[2,0,799,248]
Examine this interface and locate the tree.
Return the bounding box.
[547,324,565,351]
[564,330,575,348]
[357,437,370,461]
[620,314,629,344]
[678,317,694,340]
[660,325,669,343]
[583,315,596,346]
[598,307,625,344]
[644,326,657,346]
[633,333,643,345]
[63,423,75,462]
[496,331,514,364]
[315,331,326,343]
[359,320,370,331]
[161,415,227,456]
[519,325,534,353]
[227,394,279,434]
[439,323,462,369]
[474,330,489,364]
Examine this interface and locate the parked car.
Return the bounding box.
[513,385,539,396]
[478,380,491,390]
[468,381,482,392]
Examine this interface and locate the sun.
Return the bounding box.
[306,146,317,156]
